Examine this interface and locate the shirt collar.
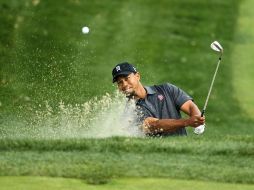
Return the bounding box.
[144,86,156,95]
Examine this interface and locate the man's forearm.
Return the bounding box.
[145,115,205,134]
[149,118,189,133]
[181,100,201,117]
[189,103,201,116]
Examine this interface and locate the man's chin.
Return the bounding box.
[123,90,135,98]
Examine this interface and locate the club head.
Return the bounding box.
[194,124,205,135]
[211,41,223,53]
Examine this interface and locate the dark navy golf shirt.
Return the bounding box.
[136,83,193,136]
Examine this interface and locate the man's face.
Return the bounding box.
[116,72,140,97]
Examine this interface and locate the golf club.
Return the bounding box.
[194,41,223,135]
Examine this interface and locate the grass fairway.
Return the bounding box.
[0,137,253,184]
[1,177,254,190]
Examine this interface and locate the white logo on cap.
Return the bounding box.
[133,67,137,72]
[116,66,121,72]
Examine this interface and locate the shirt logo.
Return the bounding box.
[158,94,164,101]
[116,66,121,72]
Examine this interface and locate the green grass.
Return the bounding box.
[232,0,254,118]
[0,0,254,188]
[1,176,254,190]
[0,0,243,123]
[0,137,253,184]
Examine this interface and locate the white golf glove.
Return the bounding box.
[194,124,205,135]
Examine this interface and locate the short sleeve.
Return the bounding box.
[165,83,193,110]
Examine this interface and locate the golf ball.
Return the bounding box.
[82,26,89,34]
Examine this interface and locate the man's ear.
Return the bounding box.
[135,72,140,81]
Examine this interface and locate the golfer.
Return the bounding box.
[112,62,205,136]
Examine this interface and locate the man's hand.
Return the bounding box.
[186,115,205,128]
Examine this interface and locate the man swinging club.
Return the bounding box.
[112,62,205,136]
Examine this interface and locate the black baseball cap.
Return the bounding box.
[112,62,137,83]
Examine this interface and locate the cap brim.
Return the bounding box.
[112,71,132,83]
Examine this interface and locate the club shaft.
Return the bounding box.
[201,57,222,117]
